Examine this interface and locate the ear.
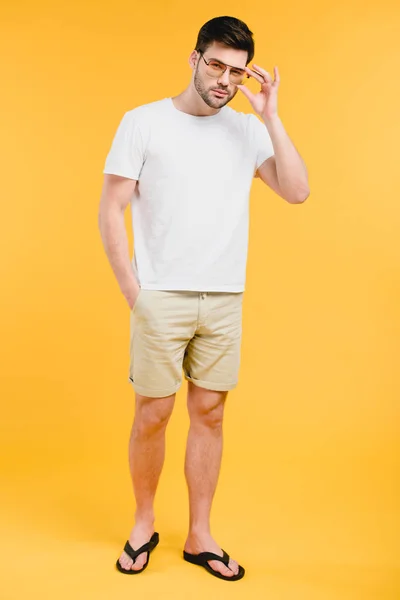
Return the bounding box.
[188,50,198,71]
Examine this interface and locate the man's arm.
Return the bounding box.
[98,174,139,310]
[256,116,310,204]
[237,64,309,204]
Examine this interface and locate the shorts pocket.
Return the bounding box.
[131,288,143,314]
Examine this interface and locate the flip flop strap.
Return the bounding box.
[123,539,153,562]
[198,550,230,567]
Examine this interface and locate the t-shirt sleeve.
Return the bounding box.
[103,110,146,180]
[249,114,275,172]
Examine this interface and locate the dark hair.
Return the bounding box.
[195,16,255,65]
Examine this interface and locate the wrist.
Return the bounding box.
[262,114,281,127]
[122,278,140,302]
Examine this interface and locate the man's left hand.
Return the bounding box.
[237,64,280,122]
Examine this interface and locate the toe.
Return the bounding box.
[119,551,133,570]
[208,559,235,578]
[229,558,239,576]
[131,552,147,571]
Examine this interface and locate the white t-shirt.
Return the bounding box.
[103,97,274,292]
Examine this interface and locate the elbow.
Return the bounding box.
[287,188,310,204]
[297,189,310,203]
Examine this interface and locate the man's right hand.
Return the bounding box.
[128,286,141,311]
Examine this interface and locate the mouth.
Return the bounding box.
[212,89,228,98]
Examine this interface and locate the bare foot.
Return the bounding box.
[118,522,155,572]
[184,532,240,578]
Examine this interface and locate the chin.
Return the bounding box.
[205,93,231,108]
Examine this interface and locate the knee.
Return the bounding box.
[134,395,174,436]
[189,397,226,430]
[200,405,224,430]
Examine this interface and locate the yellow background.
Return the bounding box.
[1,0,399,598]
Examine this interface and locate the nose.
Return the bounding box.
[217,68,230,87]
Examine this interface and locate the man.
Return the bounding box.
[99,15,309,581]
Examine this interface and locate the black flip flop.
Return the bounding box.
[116,532,159,574]
[183,549,245,581]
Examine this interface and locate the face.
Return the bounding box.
[192,42,248,109]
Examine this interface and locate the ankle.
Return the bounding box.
[187,525,211,539]
[134,511,155,528]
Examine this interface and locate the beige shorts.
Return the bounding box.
[128,290,244,398]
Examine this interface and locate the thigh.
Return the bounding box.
[129,290,197,398]
[183,292,244,392]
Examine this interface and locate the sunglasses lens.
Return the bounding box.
[205,60,245,84]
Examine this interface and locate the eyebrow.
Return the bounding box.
[206,57,246,71]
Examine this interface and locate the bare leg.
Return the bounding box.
[183,381,239,577]
[118,391,175,571]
